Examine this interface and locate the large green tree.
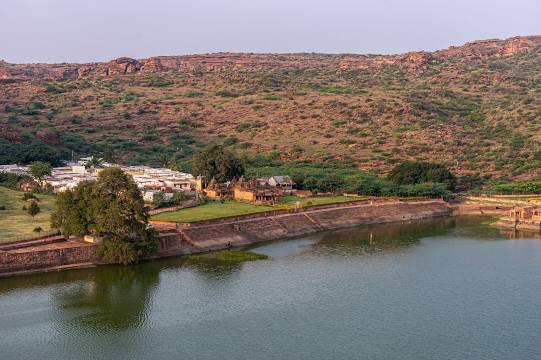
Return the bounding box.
[387,161,456,190]
[28,161,52,185]
[51,168,158,264]
[191,145,245,183]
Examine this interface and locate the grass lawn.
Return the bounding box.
[278,195,368,207]
[152,200,275,223]
[0,186,57,243]
[152,195,369,223]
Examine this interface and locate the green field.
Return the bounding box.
[152,200,275,223]
[0,187,57,243]
[152,195,368,223]
[277,195,368,207]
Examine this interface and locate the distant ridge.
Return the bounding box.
[1,35,541,81]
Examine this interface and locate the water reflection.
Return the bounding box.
[293,217,457,256]
[0,215,520,337]
[53,264,160,332]
[2,216,541,360]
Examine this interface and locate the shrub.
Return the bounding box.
[215,90,239,98]
[22,192,38,201]
[224,137,239,146]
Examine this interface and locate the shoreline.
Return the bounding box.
[1,199,453,278]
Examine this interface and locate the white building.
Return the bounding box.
[1,162,196,196]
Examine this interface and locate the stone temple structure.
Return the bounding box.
[202,176,281,205]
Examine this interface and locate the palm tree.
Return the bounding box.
[85,156,104,170]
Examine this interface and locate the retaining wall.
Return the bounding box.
[180,200,451,251]
[0,242,99,274]
[1,200,451,277]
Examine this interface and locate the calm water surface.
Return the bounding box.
[1,216,541,360]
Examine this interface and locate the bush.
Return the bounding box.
[215,90,239,98]
[223,137,239,146]
[22,192,38,201]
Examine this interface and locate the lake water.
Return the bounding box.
[1,216,541,360]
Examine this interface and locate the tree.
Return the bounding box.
[191,145,245,183]
[388,161,456,190]
[103,145,119,164]
[153,191,166,207]
[158,154,169,168]
[85,156,104,170]
[28,161,52,186]
[28,201,40,220]
[51,168,158,264]
[51,180,94,236]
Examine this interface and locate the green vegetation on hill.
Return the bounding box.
[486,181,541,195]
[3,38,541,179]
[0,187,56,243]
[246,162,452,197]
[387,162,456,190]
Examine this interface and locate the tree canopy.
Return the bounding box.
[27,201,40,219]
[191,145,245,183]
[28,161,52,184]
[0,139,67,166]
[387,162,456,190]
[51,167,158,264]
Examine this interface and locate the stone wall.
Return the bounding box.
[180,201,451,252]
[1,200,451,276]
[0,243,98,274]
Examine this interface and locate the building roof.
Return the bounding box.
[269,175,294,185]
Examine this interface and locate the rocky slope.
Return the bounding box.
[2,36,540,81]
[1,35,541,179]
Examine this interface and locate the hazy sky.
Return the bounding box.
[3,0,541,63]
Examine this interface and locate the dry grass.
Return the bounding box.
[0,187,56,243]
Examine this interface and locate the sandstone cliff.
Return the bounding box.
[2,35,540,81]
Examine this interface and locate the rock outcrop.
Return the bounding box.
[435,35,541,60]
[1,35,540,81]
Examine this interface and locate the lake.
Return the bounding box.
[1,216,540,360]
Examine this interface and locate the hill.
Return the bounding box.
[1,35,541,179]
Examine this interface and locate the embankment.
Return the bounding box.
[0,200,451,277]
[179,200,451,251]
[0,240,98,276]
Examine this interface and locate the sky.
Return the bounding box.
[2,0,541,63]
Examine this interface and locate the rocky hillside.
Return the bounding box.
[1,35,541,179]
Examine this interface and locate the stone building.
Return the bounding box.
[508,206,541,224]
[233,177,279,205]
[268,175,295,190]
[204,178,232,200]
[496,206,541,231]
[203,176,281,205]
